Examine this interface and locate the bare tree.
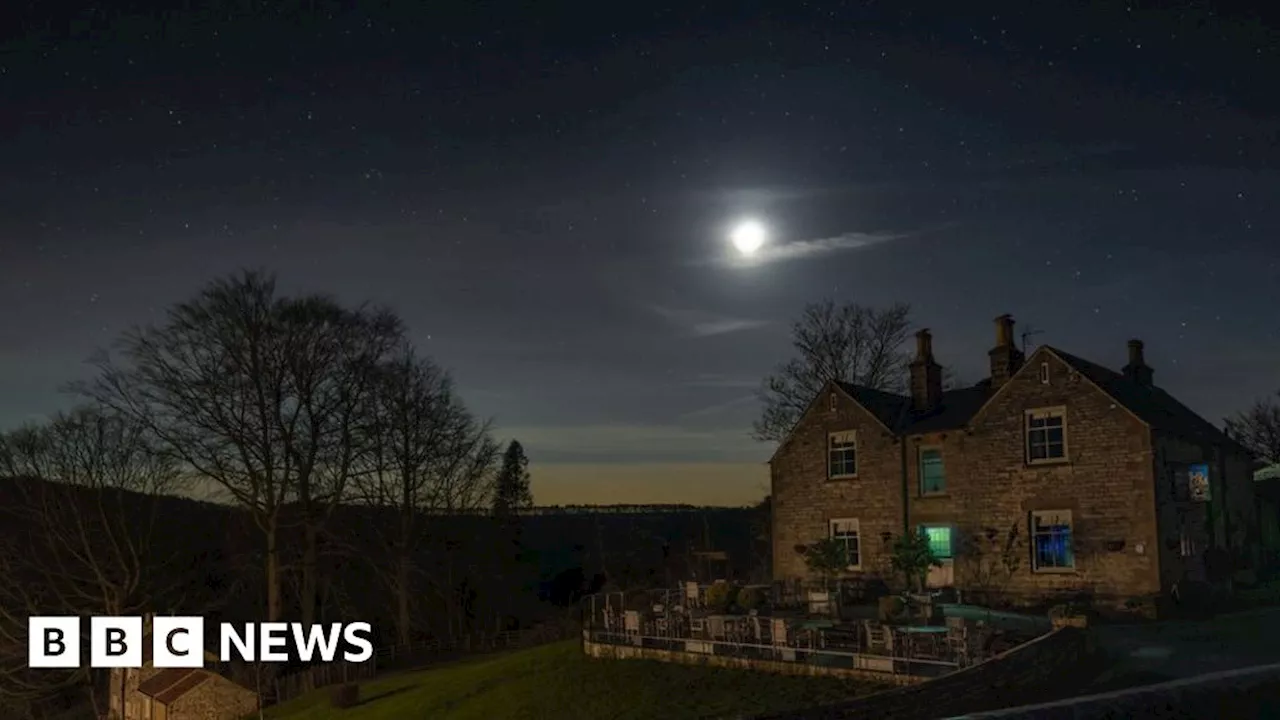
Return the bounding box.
[277,298,404,627]
[0,407,185,717]
[753,300,913,442]
[351,346,499,645]
[77,271,404,625]
[1226,391,1280,464]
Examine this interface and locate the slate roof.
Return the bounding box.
[832,382,912,430]
[154,671,210,704]
[136,668,199,697]
[1045,346,1242,450]
[827,346,1243,453]
[833,380,991,434]
[136,667,217,704]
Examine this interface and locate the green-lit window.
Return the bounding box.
[920,448,945,495]
[919,525,953,559]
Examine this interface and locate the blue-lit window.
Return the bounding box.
[919,525,953,559]
[1031,511,1075,571]
[828,431,858,479]
[920,448,946,495]
[1026,408,1067,463]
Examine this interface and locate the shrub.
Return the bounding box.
[330,682,360,709]
[705,581,738,612]
[738,586,766,612]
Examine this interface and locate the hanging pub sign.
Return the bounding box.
[1188,463,1211,502]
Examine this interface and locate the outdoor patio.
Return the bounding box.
[581,581,1041,680]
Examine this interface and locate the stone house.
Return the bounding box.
[108,617,259,720]
[770,314,1257,610]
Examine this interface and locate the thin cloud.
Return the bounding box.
[683,373,760,389]
[678,394,759,421]
[650,305,770,338]
[757,230,905,262]
[697,229,912,268]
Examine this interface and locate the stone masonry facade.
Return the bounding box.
[772,390,906,582]
[771,314,1257,609]
[166,674,259,720]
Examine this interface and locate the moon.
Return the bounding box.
[730,219,767,256]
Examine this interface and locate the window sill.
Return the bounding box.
[1031,567,1077,575]
[828,474,858,481]
[1026,458,1070,468]
[918,492,949,499]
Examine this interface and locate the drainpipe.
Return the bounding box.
[900,435,910,535]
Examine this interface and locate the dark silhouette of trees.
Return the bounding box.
[1226,391,1280,464]
[350,345,499,645]
[754,300,913,442]
[492,440,533,516]
[0,407,186,716]
[78,270,404,625]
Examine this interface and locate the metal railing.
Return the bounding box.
[584,630,959,679]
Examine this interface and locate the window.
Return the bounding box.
[1039,362,1051,384]
[1025,407,1067,463]
[1180,533,1197,558]
[829,392,838,412]
[919,524,953,559]
[919,448,945,495]
[829,518,861,569]
[828,431,858,479]
[1031,510,1075,571]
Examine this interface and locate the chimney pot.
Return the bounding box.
[1123,338,1154,387]
[995,314,1015,347]
[988,314,1024,388]
[916,329,934,360]
[1128,339,1144,365]
[909,329,942,413]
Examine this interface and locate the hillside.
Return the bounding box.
[267,641,890,720]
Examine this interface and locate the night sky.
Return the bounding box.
[2,2,1278,506]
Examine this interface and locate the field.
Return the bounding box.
[267,640,891,720]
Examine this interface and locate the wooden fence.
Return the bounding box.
[268,622,570,706]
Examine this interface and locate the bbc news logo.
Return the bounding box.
[29,617,374,669]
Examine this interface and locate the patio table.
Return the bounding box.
[896,625,947,658]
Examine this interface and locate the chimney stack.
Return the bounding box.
[1123,339,1154,387]
[988,314,1025,388]
[910,329,943,413]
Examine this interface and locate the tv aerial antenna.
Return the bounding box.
[1021,325,1044,354]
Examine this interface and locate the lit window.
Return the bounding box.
[828,431,858,479]
[1031,510,1075,571]
[1025,407,1067,463]
[919,524,953,559]
[829,518,861,569]
[920,448,945,495]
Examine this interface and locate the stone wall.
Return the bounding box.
[752,627,1095,720]
[956,662,1280,719]
[958,351,1160,601]
[772,348,1166,606]
[772,385,906,583]
[166,674,258,720]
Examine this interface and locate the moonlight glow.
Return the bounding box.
[730,219,767,256]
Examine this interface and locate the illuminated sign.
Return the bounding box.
[1188,463,1211,502]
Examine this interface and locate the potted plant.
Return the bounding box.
[890,529,943,595]
[704,580,738,614]
[802,538,850,616]
[737,586,766,615]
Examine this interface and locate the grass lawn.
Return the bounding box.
[266,640,891,720]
